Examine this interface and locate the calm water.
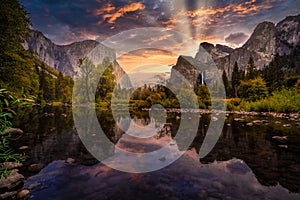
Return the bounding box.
[11,106,300,200]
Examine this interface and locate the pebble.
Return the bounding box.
[19,146,29,150]
[66,158,75,164]
[283,124,292,127]
[234,118,245,122]
[253,120,262,124]
[212,117,218,121]
[278,145,288,149]
[246,123,253,126]
[272,136,288,142]
[61,114,67,118]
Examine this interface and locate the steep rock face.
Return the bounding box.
[215,21,277,78]
[169,56,201,88]
[27,31,132,88]
[197,42,233,61]
[276,15,300,56]
[196,14,299,79]
[27,31,112,77]
[243,21,276,58]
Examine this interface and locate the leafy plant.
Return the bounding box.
[0,88,32,178]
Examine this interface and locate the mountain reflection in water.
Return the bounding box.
[11,106,300,199]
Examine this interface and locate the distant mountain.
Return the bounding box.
[171,14,300,84]
[26,31,131,88]
[128,72,170,87]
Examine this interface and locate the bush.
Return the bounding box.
[235,88,300,113]
[238,76,268,102]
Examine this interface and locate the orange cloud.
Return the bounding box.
[187,0,274,26]
[93,3,115,16]
[161,18,177,29]
[118,49,177,72]
[102,2,145,24]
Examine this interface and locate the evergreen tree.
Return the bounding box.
[78,58,95,102]
[222,70,232,97]
[246,57,258,80]
[231,62,240,97]
[0,0,39,95]
[262,54,284,92]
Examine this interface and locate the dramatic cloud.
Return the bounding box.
[225,32,249,47]
[22,0,300,47]
[100,2,145,24]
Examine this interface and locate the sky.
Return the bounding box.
[22,0,300,73]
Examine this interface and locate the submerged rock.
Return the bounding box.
[246,123,253,126]
[28,164,44,172]
[272,136,288,142]
[234,118,245,122]
[283,124,292,127]
[278,145,288,149]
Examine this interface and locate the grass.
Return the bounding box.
[0,89,28,178]
[227,88,300,113]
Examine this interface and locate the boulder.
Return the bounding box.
[0,191,17,200]
[2,128,23,136]
[16,189,30,199]
[0,162,23,170]
[0,170,24,193]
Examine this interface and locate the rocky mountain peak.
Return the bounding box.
[243,21,276,57]
[171,14,300,82]
[27,30,131,88]
[276,14,300,56]
[197,42,233,61]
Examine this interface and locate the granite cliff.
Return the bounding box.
[171,14,300,84]
[26,31,131,88]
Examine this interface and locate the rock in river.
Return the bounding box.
[16,189,30,199]
[0,162,23,170]
[28,163,44,172]
[2,128,23,136]
[272,136,288,142]
[0,169,24,193]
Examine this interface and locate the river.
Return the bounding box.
[11,106,300,199]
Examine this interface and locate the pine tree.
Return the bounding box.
[222,70,232,97]
[231,62,240,97]
[246,57,258,80]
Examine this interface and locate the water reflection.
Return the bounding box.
[11,106,300,198]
